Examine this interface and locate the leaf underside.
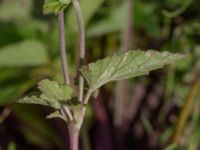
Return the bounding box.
[19,79,73,109]
[80,50,184,91]
[46,110,67,122]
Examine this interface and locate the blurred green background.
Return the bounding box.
[0,0,200,149]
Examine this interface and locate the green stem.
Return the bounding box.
[172,77,200,144]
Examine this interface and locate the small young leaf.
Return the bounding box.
[19,95,61,109]
[80,50,184,91]
[38,79,73,102]
[43,0,71,15]
[19,79,73,109]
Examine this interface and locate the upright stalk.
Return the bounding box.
[114,0,133,127]
[68,125,80,150]
[58,10,78,150]
[122,0,133,51]
[67,1,86,149]
[72,0,85,102]
[58,10,72,122]
[58,11,70,85]
[172,77,200,144]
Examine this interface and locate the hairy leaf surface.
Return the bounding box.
[38,79,73,102]
[19,95,61,109]
[80,50,184,91]
[19,79,73,109]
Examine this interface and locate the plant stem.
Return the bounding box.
[65,89,92,150]
[172,76,200,144]
[58,11,70,85]
[83,89,93,104]
[72,0,85,102]
[0,107,11,124]
[122,0,133,51]
[68,125,80,150]
[114,0,133,127]
[58,11,73,127]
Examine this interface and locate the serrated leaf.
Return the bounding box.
[80,50,184,91]
[0,40,48,67]
[43,0,71,15]
[46,110,67,121]
[19,79,73,109]
[38,79,73,102]
[19,95,61,109]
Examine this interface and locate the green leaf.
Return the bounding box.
[134,1,160,38]
[80,50,184,91]
[13,105,64,148]
[0,81,34,105]
[164,144,180,150]
[38,79,73,102]
[0,0,32,21]
[46,110,67,122]
[0,40,48,67]
[19,95,61,109]
[87,1,127,36]
[19,79,73,109]
[43,0,71,15]
[67,0,104,30]
[7,142,16,150]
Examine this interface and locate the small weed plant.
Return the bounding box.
[18,0,184,150]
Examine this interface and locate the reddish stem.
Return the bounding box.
[68,125,80,150]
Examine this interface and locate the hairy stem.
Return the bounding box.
[66,89,92,150]
[58,11,70,85]
[72,0,85,102]
[58,11,74,130]
[68,125,80,150]
[83,89,93,104]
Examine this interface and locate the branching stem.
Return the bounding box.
[58,2,93,150]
